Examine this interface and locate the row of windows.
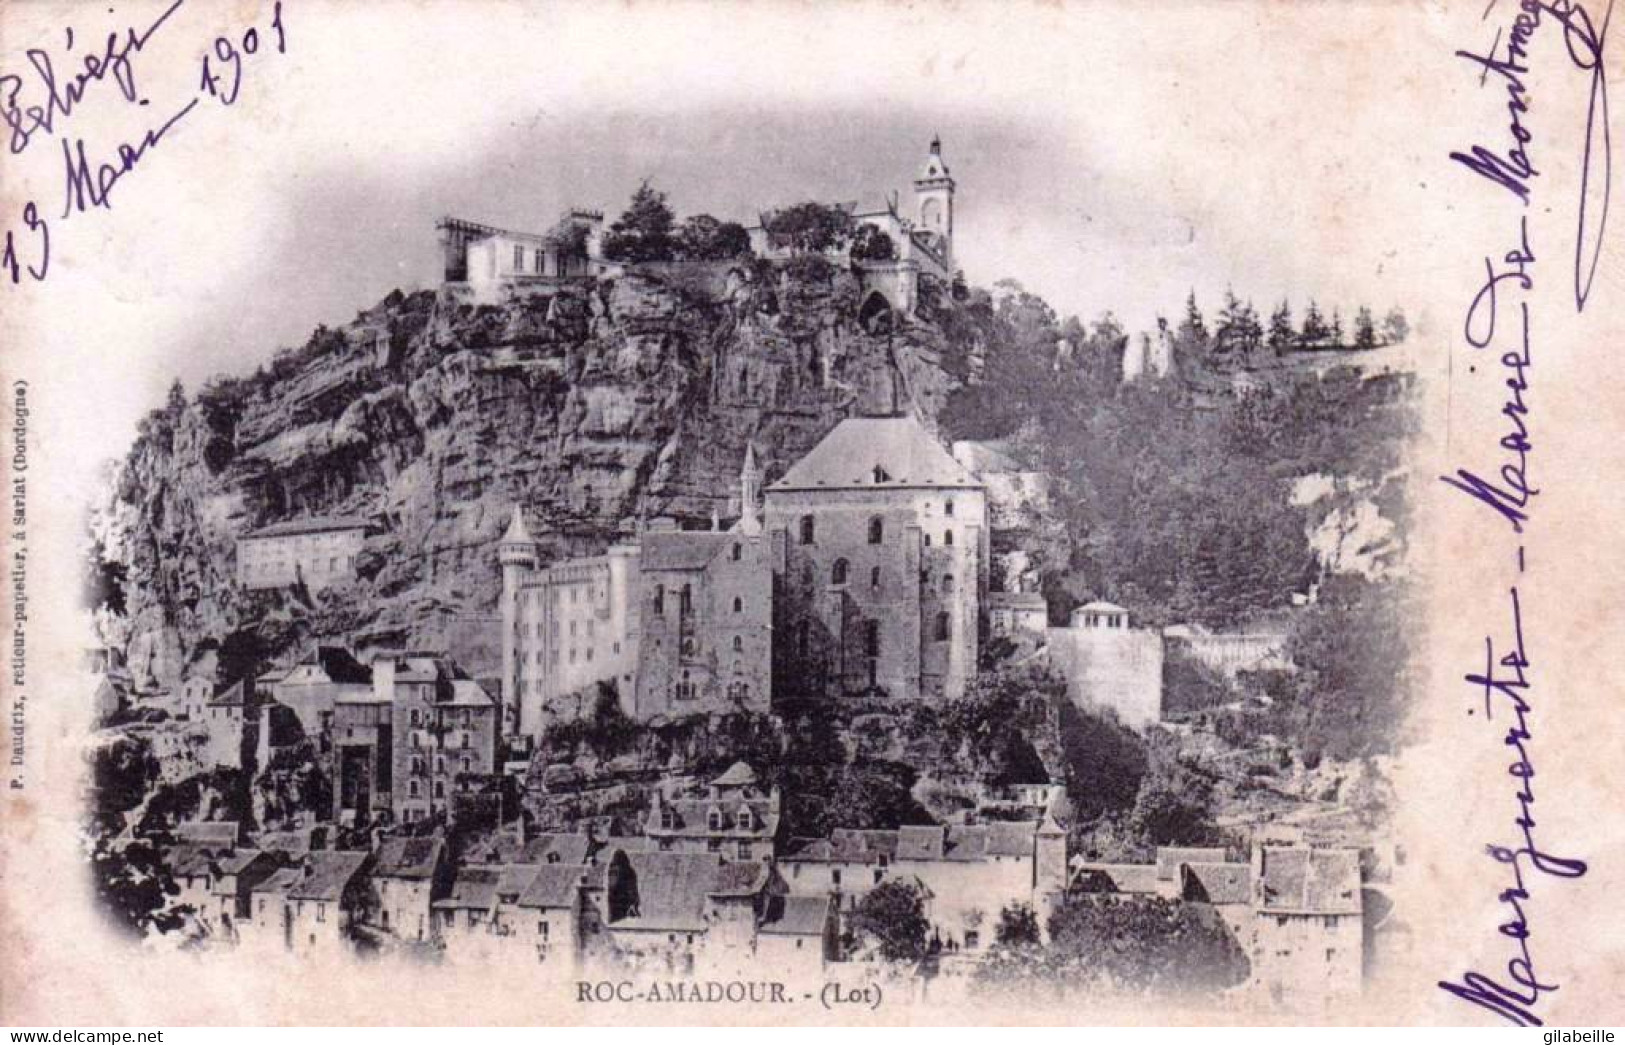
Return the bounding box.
[406,730,480,750]
[241,556,355,575]
[512,244,555,275]
[406,709,481,728]
[670,674,752,702]
[795,507,955,547]
[408,755,476,776]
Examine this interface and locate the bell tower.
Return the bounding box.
[912,135,956,268]
[737,443,763,536]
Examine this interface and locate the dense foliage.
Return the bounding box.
[852,879,931,961]
[975,891,1248,998]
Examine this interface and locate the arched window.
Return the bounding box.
[868,517,884,544]
[409,781,420,798]
[935,611,951,641]
[945,498,955,517]
[942,574,954,594]
[736,807,752,830]
[799,516,815,545]
[832,558,849,585]
[732,635,744,652]
[944,530,955,547]
[653,584,665,615]
[733,595,743,613]
[870,565,882,589]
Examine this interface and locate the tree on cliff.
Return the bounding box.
[849,223,897,262]
[762,201,855,255]
[1128,733,1221,847]
[1354,306,1378,350]
[1381,306,1410,344]
[676,214,751,261]
[603,181,677,262]
[852,879,930,961]
[1267,300,1295,354]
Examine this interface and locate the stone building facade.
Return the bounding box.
[632,521,773,721]
[500,510,640,737]
[236,516,370,591]
[499,450,772,734]
[764,414,985,704]
[381,655,500,825]
[438,210,610,305]
[643,762,782,862]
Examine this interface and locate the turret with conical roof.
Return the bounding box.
[498,505,539,734]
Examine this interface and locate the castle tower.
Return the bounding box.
[1034,807,1069,922]
[913,136,956,269]
[738,443,763,536]
[498,505,539,735]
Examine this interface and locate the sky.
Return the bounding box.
[7,0,1444,467]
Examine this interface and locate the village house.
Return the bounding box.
[200,680,256,769]
[590,848,828,981]
[435,862,593,969]
[764,413,987,705]
[382,654,500,825]
[368,836,450,944]
[986,592,1050,646]
[262,646,373,739]
[242,851,373,958]
[236,516,370,591]
[1250,845,1364,1006]
[644,762,782,861]
[780,814,1067,953]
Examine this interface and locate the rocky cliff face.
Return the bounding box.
[94,263,962,692]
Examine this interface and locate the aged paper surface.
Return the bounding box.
[0,0,1621,1027]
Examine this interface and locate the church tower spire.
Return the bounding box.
[737,443,763,536]
[913,136,956,269]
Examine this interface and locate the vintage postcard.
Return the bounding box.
[0,0,1620,1028]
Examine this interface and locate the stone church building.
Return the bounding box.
[764,414,986,705]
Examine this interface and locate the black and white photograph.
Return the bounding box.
[1,0,1620,1029]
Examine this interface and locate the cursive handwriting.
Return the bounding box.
[0,2,288,288]
[60,98,200,218]
[1543,0,1614,309]
[1450,0,1612,313]
[1438,588,1588,1027]
[1442,217,1538,532]
[0,0,186,156]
